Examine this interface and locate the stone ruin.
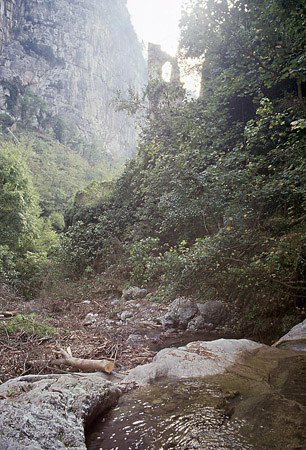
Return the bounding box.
[148,43,181,83]
[147,43,185,113]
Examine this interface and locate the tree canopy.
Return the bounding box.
[0,146,39,251]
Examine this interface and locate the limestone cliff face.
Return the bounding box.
[0,0,147,157]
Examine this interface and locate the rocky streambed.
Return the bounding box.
[1,319,305,449]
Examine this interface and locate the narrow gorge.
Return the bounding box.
[0,0,305,448]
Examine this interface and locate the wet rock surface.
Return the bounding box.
[2,321,306,450]
[273,318,306,350]
[88,339,306,450]
[121,338,264,387]
[206,348,306,450]
[0,373,121,450]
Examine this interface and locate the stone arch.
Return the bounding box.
[162,61,172,82]
[148,43,180,83]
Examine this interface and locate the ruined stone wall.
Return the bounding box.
[147,43,184,113]
[148,43,180,82]
[0,0,147,158]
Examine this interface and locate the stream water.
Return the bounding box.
[86,332,306,450]
[86,351,306,450]
[86,379,257,450]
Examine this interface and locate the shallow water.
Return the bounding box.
[86,379,255,450]
[151,330,238,352]
[278,339,306,352]
[86,346,306,450]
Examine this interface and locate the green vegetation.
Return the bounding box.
[0,142,58,296]
[0,0,305,342]
[0,87,124,295]
[61,0,306,341]
[0,313,57,338]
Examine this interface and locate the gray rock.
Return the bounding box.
[122,287,148,300]
[120,310,133,321]
[0,373,121,450]
[126,334,143,347]
[160,315,175,329]
[162,297,199,330]
[111,298,121,306]
[105,318,114,325]
[0,0,147,159]
[83,313,98,325]
[121,339,264,388]
[126,300,136,306]
[273,319,306,350]
[197,301,228,327]
[186,315,206,331]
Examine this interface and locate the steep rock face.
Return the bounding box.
[0,0,146,158]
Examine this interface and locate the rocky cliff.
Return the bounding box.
[0,0,147,158]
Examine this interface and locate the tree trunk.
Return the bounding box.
[297,80,306,114]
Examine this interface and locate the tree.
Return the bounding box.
[0,142,59,296]
[0,144,40,252]
[180,0,306,116]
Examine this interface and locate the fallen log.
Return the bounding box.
[53,348,114,374]
[0,311,18,318]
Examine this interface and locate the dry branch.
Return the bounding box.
[0,311,18,318]
[53,348,114,374]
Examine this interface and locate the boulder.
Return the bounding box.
[186,315,207,331]
[0,373,121,450]
[121,338,264,387]
[162,297,199,330]
[197,301,228,327]
[273,319,306,351]
[122,287,148,300]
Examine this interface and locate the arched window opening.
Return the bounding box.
[162,61,172,82]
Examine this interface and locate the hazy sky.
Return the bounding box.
[126,0,200,94]
[126,0,184,57]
